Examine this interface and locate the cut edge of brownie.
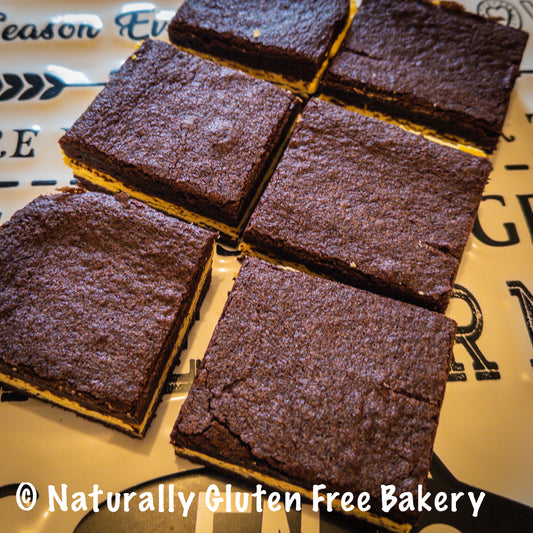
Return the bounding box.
[320,80,500,155]
[240,221,466,314]
[67,163,244,240]
[240,222,466,313]
[239,239,453,313]
[167,1,357,96]
[318,93,489,158]
[0,190,217,437]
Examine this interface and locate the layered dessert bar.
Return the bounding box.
[321,0,528,153]
[171,257,456,532]
[168,0,356,95]
[59,39,300,241]
[0,190,216,437]
[242,98,492,312]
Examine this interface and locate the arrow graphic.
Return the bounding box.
[0,72,106,101]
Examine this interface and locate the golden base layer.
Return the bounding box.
[173,446,412,533]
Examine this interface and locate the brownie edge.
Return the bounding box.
[168,0,352,90]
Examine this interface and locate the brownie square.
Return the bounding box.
[171,257,455,531]
[168,0,354,95]
[0,190,216,437]
[59,39,300,241]
[321,0,528,153]
[242,98,492,312]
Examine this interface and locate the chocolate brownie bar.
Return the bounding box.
[168,0,355,95]
[242,98,491,312]
[321,0,528,153]
[171,257,456,532]
[0,190,216,437]
[59,39,300,241]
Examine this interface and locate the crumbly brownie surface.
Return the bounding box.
[171,258,455,529]
[0,190,215,436]
[321,0,528,153]
[168,0,351,87]
[242,98,491,312]
[59,39,300,238]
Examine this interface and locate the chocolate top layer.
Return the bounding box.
[243,98,492,312]
[172,258,455,522]
[323,0,527,131]
[0,190,215,423]
[169,0,350,81]
[60,40,299,226]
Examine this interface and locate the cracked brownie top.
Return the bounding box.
[171,257,455,525]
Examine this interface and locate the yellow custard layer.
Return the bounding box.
[173,446,411,533]
[64,157,241,240]
[318,94,487,158]
[174,1,357,97]
[0,246,214,438]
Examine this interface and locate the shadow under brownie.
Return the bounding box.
[171,257,456,532]
[242,98,492,312]
[321,0,528,153]
[0,190,216,437]
[60,39,301,242]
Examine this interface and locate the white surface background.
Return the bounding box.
[0,1,532,532]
